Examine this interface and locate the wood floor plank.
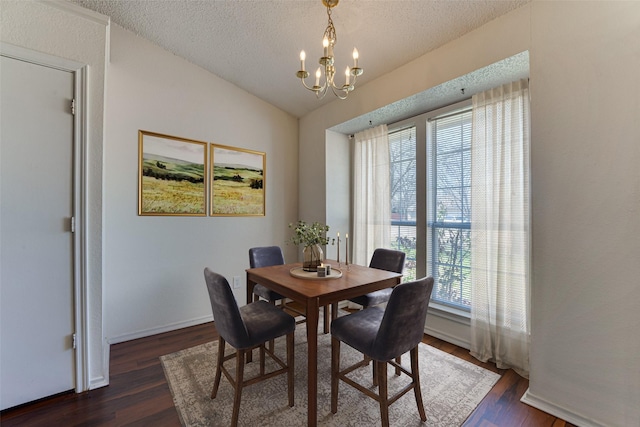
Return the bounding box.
[0,322,572,426]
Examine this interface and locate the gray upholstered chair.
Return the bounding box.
[330,276,435,427]
[249,245,331,334]
[204,268,295,427]
[330,248,405,321]
[349,248,406,308]
[331,248,406,377]
[249,246,287,304]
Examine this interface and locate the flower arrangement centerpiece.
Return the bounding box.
[288,220,330,271]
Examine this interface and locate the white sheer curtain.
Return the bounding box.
[470,79,531,377]
[352,124,390,266]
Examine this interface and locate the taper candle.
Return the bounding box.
[336,232,340,264]
[345,233,349,265]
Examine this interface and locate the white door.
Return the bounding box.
[0,55,75,410]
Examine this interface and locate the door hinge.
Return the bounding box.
[72,333,77,349]
[70,216,76,233]
[71,98,75,116]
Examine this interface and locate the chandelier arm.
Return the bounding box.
[329,84,349,100]
[299,77,319,92]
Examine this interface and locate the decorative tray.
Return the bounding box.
[289,267,343,280]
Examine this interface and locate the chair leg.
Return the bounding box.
[211,337,225,399]
[377,360,390,427]
[246,299,261,364]
[330,337,340,414]
[287,331,295,407]
[410,346,427,422]
[231,349,245,427]
[268,300,276,352]
[259,343,266,376]
[372,357,378,387]
[395,355,402,376]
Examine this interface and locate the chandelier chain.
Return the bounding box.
[323,6,337,46]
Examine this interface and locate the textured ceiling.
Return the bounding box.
[70,0,530,119]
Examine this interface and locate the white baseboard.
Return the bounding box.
[107,314,214,345]
[90,376,109,390]
[521,388,606,427]
[91,315,214,391]
[424,325,471,350]
[89,336,111,390]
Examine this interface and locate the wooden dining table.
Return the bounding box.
[246,260,402,427]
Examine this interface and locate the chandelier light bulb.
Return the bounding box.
[353,48,359,67]
[345,66,350,85]
[323,37,329,56]
[300,50,306,71]
[315,67,322,86]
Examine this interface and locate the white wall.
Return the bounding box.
[103,25,299,343]
[299,2,640,426]
[0,0,107,389]
[525,2,640,425]
[325,130,350,260]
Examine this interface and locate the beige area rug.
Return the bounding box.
[161,323,500,427]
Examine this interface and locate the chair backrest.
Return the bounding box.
[371,276,435,361]
[204,268,250,349]
[369,248,406,274]
[249,246,285,268]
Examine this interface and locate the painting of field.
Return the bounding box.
[211,144,265,216]
[138,131,207,215]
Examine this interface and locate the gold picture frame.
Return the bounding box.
[138,130,207,216]
[210,144,265,216]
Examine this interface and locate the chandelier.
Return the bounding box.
[296,0,363,100]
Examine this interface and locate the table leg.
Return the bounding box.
[246,277,255,306]
[323,305,330,333]
[306,297,320,427]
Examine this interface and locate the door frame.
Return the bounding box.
[1,42,89,392]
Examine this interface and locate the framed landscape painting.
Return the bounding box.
[138,130,207,216]
[210,144,265,216]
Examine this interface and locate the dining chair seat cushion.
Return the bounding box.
[236,300,295,350]
[331,306,385,357]
[252,284,285,302]
[348,288,393,308]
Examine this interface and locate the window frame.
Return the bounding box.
[427,105,473,312]
[387,100,472,318]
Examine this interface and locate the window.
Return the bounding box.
[387,100,531,312]
[389,127,417,281]
[387,102,473,311]
[427,108,472,310]
[384,82,530,371]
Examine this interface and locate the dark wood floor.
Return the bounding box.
[1,321,575,427]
